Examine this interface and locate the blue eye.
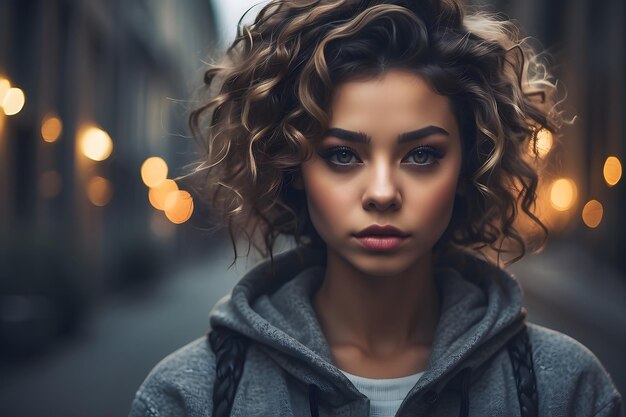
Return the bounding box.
[318,145,444,168]
[403,146,443,166]
[319,146,361,166]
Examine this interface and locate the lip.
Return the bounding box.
[354,235,407,251]
[353,225,410,251]
[354,225,411,238]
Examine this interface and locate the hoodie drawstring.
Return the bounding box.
[308,383,320,417]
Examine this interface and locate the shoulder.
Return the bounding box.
[525,322,624,416]
[128,336,216,417]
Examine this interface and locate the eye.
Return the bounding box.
[318,146,362,166]
[403,146,444,166]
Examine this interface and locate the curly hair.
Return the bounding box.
[188,0,566,267]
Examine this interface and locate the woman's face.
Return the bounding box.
[300,69,463,276]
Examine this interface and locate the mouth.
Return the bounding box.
[353,224,411,238]
[353,225,410,251]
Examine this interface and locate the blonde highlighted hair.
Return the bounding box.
[188,0,566,266]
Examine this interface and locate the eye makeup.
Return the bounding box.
[317,146,362,169]
[403,145,444,166]
[317,144,445,170]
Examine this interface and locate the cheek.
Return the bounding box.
[301,163,355,231]
[409,170,459,226]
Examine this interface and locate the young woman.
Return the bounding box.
[129,1,624,416]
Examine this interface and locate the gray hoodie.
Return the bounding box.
[128,247,624,416]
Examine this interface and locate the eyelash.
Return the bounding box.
[318,145,444,168]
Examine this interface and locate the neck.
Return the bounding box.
[312,249,441,358]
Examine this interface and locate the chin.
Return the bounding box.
[343,250,425,278]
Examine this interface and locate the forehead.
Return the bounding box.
[329,70,457,139]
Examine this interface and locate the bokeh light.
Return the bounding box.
[141,157,168,188]
[603,156,622,186]
[79,125,113,161]
[41,114,63,143]
[148,179,178,210]
[549,178,577,211]
[39,170,62,199]
[582,200,603,228]
[164,190,194,224]
[0,78,10,102]
[86,176,113,206]
[529,127,553,158]
[2,87,26,116]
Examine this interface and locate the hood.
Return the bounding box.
[208,246,527,415]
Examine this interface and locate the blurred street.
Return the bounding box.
[0,240,246,417]
[1,239,624,417]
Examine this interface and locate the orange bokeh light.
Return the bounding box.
[549,178,577,211]
[141,157,168,188]
[164,190,194,224]
[41,114,63,142]
[603,156,622,187]
[86,176,113,206]
[582,200,603,228]
[79,125,113,161]
[148,179,178,210]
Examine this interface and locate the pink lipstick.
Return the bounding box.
[355,236,406,250]
[353,225,410,251]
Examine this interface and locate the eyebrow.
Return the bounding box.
[324,125,450,144]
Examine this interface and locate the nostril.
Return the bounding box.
[362,175,402,210]
[364,194,401,211]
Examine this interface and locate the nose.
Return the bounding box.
[362,161,402,211]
